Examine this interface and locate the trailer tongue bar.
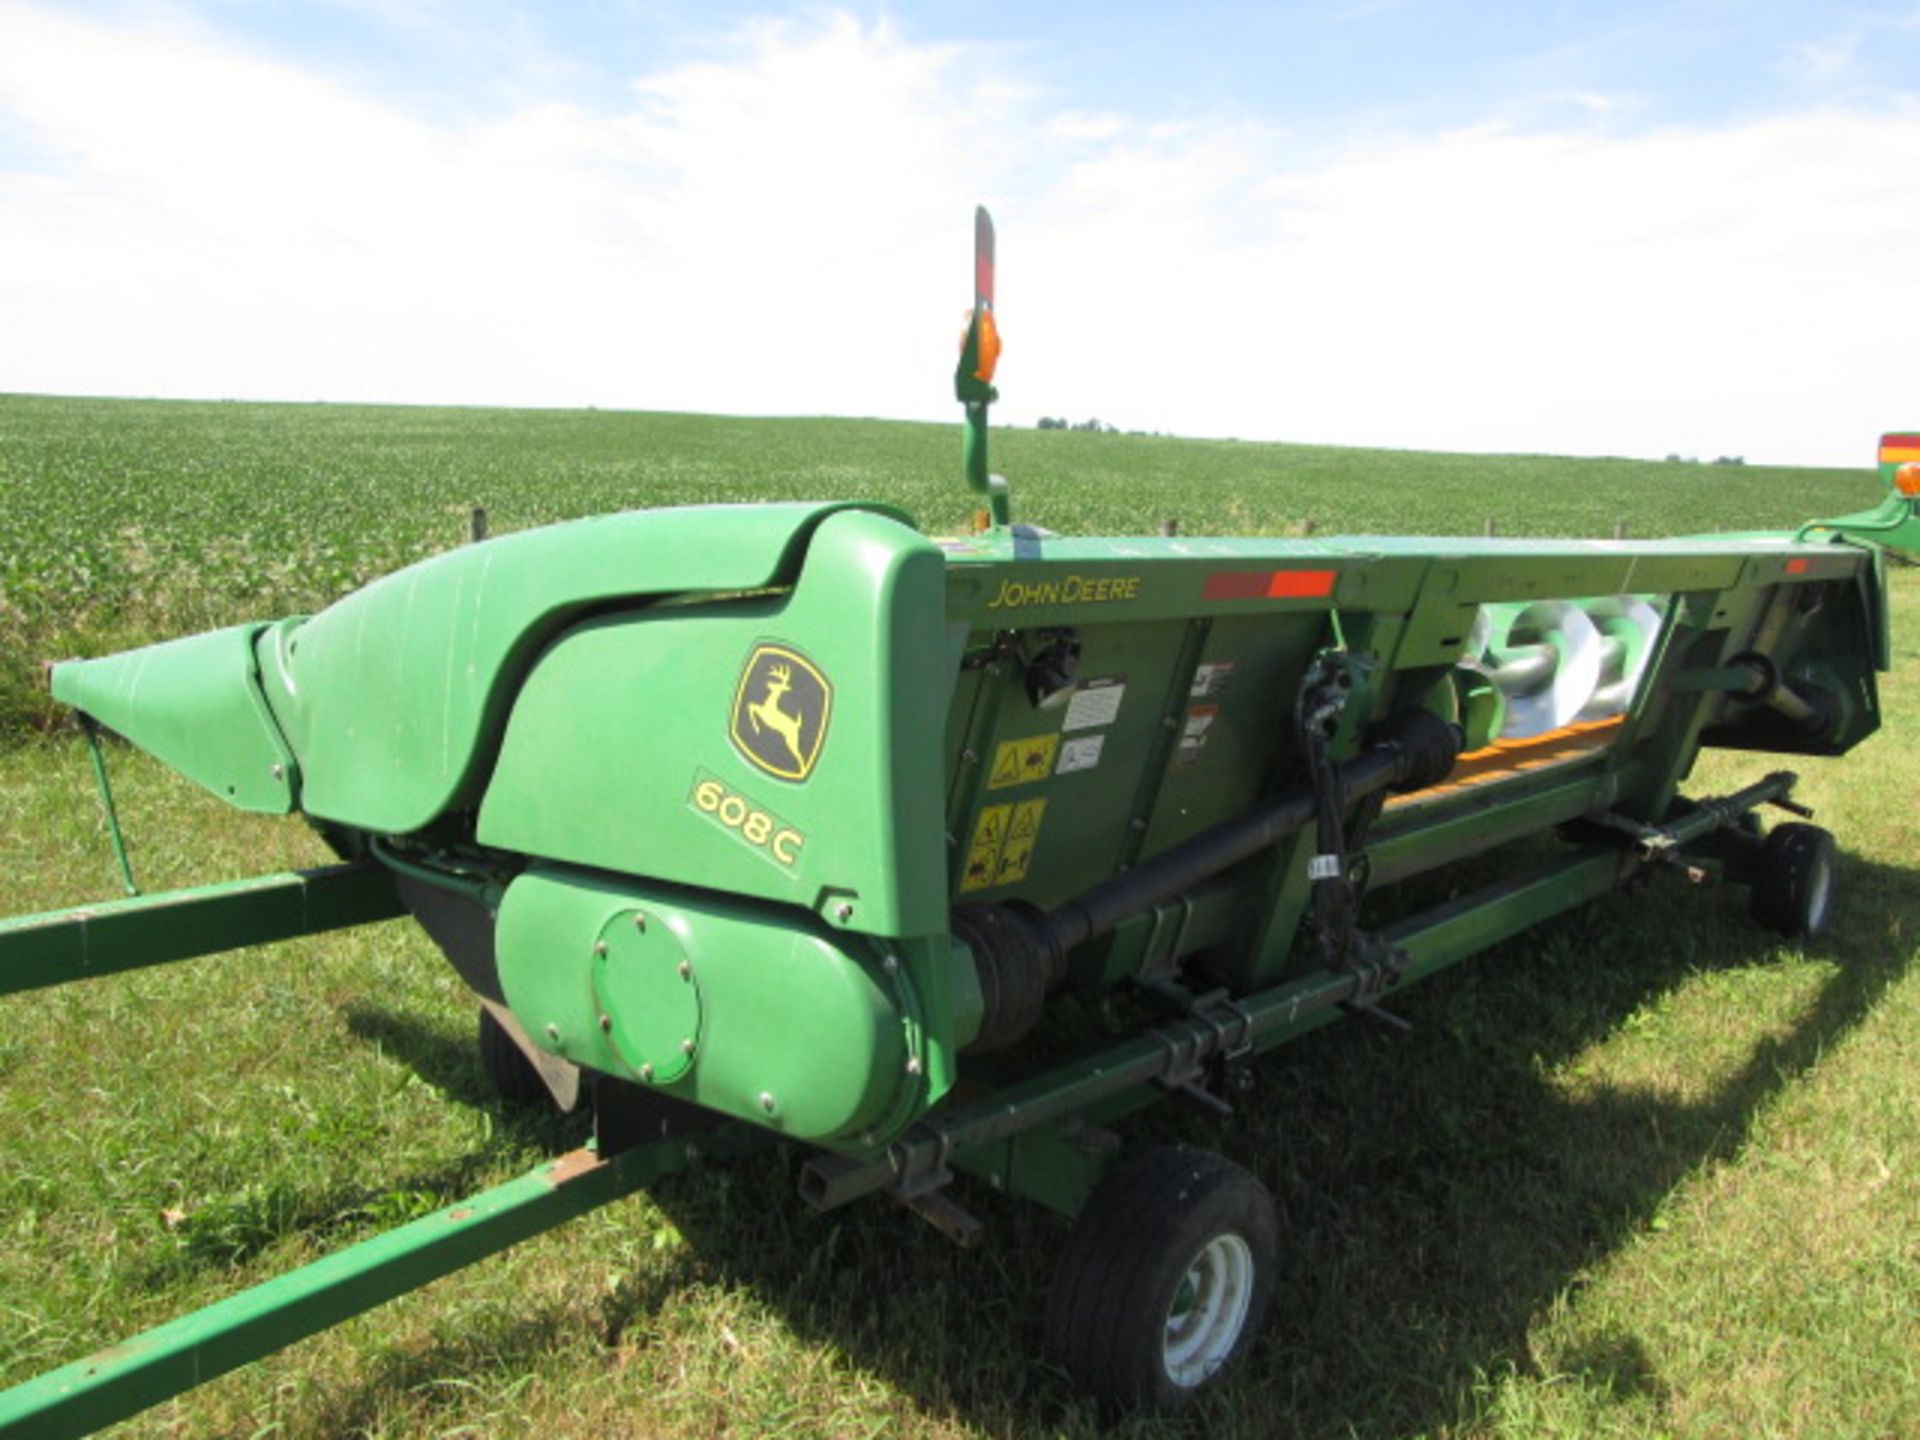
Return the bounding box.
[0,1146,679,1440]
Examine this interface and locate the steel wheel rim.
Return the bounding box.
[1162,1232,1255,1387]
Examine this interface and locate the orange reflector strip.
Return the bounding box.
[1786,558,1810,575]
[974,310,1001,383]
[1269,569,1337,598]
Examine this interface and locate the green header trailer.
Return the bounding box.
[4,213,1917,1430]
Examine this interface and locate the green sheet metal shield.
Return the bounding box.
[495,865,919,1142]
[593,909,702,1084]
[731,643,832,781]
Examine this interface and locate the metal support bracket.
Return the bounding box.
[1141,986,1256,1114]
[78,714,139,896]
[1338,930,1415,1030]
[1588,770,1803,883]
[900,1189,985,1248]
[889,1118,958,1202]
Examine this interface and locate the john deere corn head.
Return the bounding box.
[5,211,1918,1432]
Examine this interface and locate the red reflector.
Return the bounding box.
[1202,571,1273,601]
[1202,569,1337,601]
[975,206,995,305]
[1786,558,1810,575]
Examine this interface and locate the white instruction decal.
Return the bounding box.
[1190,661,1238,699]
[1056,734,1106,775]
[1064,676,1126,732]
[1175,705,1218,767]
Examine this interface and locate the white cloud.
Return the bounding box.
[1,1,1916,467]
[1795,34,1862,87]
[1022,110,1920,466]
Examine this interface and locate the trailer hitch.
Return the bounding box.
[1585,770,1804,878]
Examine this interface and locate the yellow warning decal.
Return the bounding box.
[995,799,1047,885]
[987,734,1060,790]
[959,798,1048,893]
[960,804,1011,892]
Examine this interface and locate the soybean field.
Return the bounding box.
[0,393,1883,739]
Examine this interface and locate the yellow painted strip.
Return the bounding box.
[1879,446,1920,464]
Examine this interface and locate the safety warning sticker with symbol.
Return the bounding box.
[987,733,1061,790]
[1056,734,1104,774]
[959,798,1048,892]
[960,804,1010,892]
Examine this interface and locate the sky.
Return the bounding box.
[2,2,1918,466]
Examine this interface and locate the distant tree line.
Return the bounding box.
[1665,454,1746,466]
[1036,417,1119,434]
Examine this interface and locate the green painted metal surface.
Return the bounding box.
[50,622,298,812]
[478,507,955,939]
[253,500,903,834]
[1807,466,1920,557]
[0,862,403,996]
[494,864,927,1143]
[808,841,1633,1213]
[0,1144,681,1440]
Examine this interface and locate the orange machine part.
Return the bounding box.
[1384,714,1627,810]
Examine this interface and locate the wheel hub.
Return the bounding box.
[1162,1232,1256,1387]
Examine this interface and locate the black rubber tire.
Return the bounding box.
[1747,822,1837,940]
[1046,1145,1279,1414]
[477,1006,551,1108]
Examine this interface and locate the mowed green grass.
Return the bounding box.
[0,395,1915,1439]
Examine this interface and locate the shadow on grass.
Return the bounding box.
[130,1006,586,1287]
[286,847,1914,1439]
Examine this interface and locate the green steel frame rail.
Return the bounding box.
[803,771,1802,1214]
[803,846,1631,1212]
[0,1142,688,1440]
[0,861,404,996]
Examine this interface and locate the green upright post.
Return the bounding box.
[956,205,1010,528]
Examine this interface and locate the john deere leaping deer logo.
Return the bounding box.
[730,644,832,782]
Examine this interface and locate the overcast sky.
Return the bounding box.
[3,1,1917,466]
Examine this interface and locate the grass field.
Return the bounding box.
[1,395,1915,1439]
[0,393,1884,739]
